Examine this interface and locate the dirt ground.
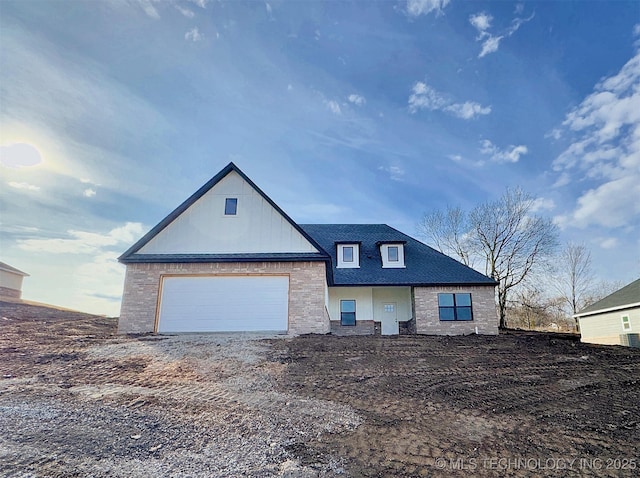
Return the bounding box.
[1,301,638,477]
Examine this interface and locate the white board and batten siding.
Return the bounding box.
[157,275,290,333]
[139,171,318,255]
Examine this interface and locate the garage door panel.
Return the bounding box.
[158,276,289,333]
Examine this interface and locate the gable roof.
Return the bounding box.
[0,262,29,276]
[575,278,640,317]
[301,224,496,287]
[119,162,329,263]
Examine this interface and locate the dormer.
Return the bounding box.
[336,242,360,268]
[378,241,406,268]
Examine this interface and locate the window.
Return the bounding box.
[384,304,395,313]
[388,246,399,262]
[337,244,360,268]
[379,243,405,268]
[224,198,238,215]
[622,315,631,331]
[340,300,356,326]
[343,246,354,263]
[438,293,473,321]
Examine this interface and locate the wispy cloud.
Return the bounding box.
[83,188,97,198]
[185,27,204,42]
[348,94,366,106]
[552,45,640,229]
[479,139,528,163]
[325,100,342,115]
[470,9,534,58]
[175,5,194,18]
[530,197,556,212]
[378,165,406,181]
[134,0,160,19]
[18,222,144,254]
[8,181,40,191]
[408,81,491,119]
[406,0,450,18]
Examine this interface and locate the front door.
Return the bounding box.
[381,302,399,335]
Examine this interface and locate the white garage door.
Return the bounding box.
[158,276,289,333]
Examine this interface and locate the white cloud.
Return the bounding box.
[469,12,492,33]
[598,237,619,249]
[135,0,160,19]
[175,5,194,18]
[552,47,640,229]
[470,9,534,58]
[8,181,40,191]
[408,81,490,119]
[479,35,503,58]
[479,139,528,163]
[348,94,366,106]
[445,101,492,119]
[378,165,405,181]
[83,188,97,198]
[530,197,556,213]
[188,0,209,8]
[18,222,144,254]
[406,0,450,18]
[185,27,203,42]
[325,100,342,115]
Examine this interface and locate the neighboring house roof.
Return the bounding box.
[119,162,329,263]
[0,262,29,277]
[575,278,640,317]
[301,224,496,287]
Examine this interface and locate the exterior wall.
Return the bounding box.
[328,286,412,335]
[0,271,24,295]
[414,285,498,335]
[118,261,328,335]
[0,286,21,299]
[139,171,318,255]
[372,287,412,322]
[578,307,640,346]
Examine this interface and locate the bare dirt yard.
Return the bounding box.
[1,300,638,477]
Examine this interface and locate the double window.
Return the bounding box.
[438,293,473,321]
[340,300,356,326]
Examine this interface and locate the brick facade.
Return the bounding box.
[330,320,375,336]
[118,261,329,335]
[0,286,21,299]
[413,285,498,335]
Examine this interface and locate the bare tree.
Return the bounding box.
[553,242,594,318]
[469,188,559,328]
[419,187,559,329]
[417,206,474,266]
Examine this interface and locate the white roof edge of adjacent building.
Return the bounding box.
[573,302,640,318]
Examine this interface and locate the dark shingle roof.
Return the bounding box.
[576,278,640,316]
[301,224,496,287]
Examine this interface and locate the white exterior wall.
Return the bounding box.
[578,307,640,345]
[139,171,318,254]
[328,287,374,322]
[0,271,24,291]
[372,288,412,322]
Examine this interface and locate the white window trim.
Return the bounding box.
[622,315,631,331]
[337,244,360,268]
[380,243,405,268]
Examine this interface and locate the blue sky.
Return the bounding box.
[1,0,639,316]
